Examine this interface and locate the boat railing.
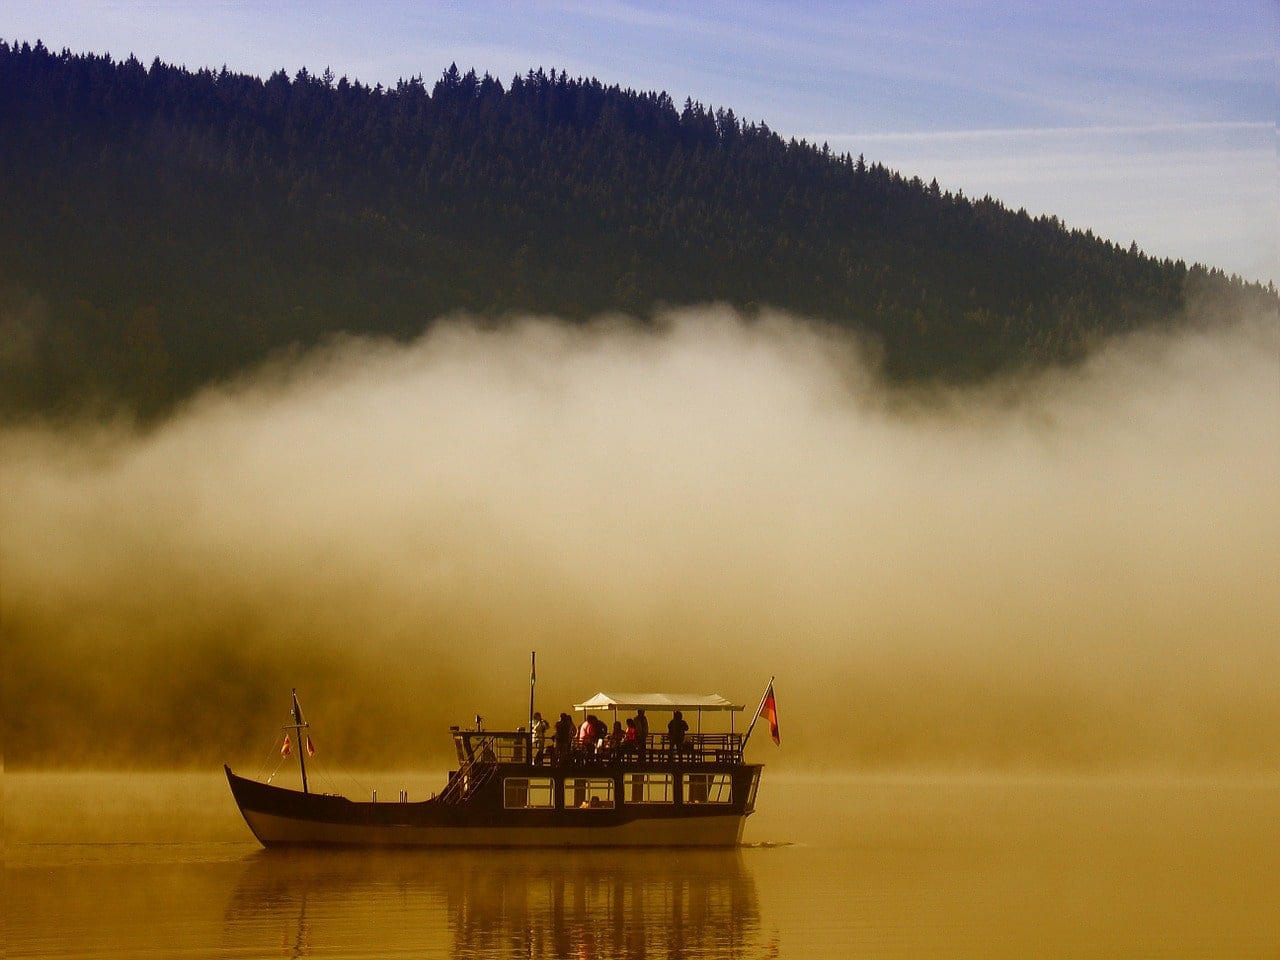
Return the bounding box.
[551,731,745,765]
[651,732,744,763]
[448,729,746,774]
[453,730,533,765]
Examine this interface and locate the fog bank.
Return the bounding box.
[3,306,1277,770]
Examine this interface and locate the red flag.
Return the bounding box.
[281,734,292,757]
[759,683,780,745]
[306,735,316,757]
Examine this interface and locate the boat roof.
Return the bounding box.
[573,692,743,712]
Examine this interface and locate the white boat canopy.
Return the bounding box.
[573,692,743,713]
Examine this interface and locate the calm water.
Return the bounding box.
[6,771,1278,958]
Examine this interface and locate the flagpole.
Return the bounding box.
[528,650,536,759]
[740,675,775,752]
[289,688,310,794]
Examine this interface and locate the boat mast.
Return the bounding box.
[287,688,310,794]
[528,650,536,757]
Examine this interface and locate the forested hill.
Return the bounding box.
[2,41,1274,418]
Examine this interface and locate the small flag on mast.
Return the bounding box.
[306,735,316,757]
[759,682,780,745]
[281,734,292,757]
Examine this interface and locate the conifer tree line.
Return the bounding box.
[2,41,1274,418]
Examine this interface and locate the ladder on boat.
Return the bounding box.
[437,737,499,804]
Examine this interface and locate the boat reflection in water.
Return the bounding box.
[224,847,761,959]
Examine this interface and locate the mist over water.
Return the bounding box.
[3,305,1277,770]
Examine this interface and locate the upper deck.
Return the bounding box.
[452,729,748,767]
[455,689,755,770]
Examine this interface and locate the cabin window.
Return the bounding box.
[624,772,674,804]
[683,773,733,804]
[504,777,554,809]
[568,777,615,809]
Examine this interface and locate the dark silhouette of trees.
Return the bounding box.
[2,41,1275,418]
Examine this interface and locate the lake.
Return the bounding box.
[6,771,1277,958]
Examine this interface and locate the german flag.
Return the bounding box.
[760,683,780,745]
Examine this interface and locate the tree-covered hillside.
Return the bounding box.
[2,41,1274,418]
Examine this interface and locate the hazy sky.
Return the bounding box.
[8,0,1277,285]
[4,306,1278,770]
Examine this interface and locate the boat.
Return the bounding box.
[225,680,779,848]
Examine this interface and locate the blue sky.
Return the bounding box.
[10,0,1277,284]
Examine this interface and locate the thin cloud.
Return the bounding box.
[818,120,1269,144]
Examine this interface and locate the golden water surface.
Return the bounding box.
[6,771,1278,958]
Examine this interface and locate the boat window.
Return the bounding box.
[624,773,674,804]
[567,777,615,810]
[683,773,733,804]
[503,777,555,809]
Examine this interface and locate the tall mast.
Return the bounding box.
[288,688,310,794]
[528,651,536,757]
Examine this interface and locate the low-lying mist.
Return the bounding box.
[3,305,1277,772]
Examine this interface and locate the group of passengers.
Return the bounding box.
[530,708,692,765]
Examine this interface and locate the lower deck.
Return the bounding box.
[455,761,762,812]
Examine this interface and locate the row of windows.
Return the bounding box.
[503,774,733,810]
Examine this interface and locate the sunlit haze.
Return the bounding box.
[4,305,1277,770]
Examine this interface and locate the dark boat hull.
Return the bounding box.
[225,763,759,848]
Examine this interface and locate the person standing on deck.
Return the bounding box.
[667,710,689,760]
[621,718,640,759]
[531,711,550,764]
[635,708,649,760]
[578,714,599,756]
[554,712,575,765]
[607,720,625,758]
